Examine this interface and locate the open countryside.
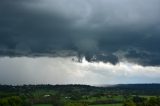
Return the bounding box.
[0,84,160,106]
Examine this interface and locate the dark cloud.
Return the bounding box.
[0,0,160,65]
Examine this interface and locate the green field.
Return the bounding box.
[33,104,52,106]
[90,104,122,106]
[84,95,124,102]
[33,104,122,106]
[0,84,160,106]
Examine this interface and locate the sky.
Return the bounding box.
[0,0,160,85]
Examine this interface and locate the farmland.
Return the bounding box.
[0,84,160,106]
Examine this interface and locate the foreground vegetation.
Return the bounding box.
[0,84,160,106]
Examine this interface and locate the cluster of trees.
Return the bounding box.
[0,95,88,106]
[0,84,160,106]
[0,96,23,106]
[32,94,88,106]
[52,100,88,106]
[123,96,160,106]
[1,84,160,96]
[64,102,88,106]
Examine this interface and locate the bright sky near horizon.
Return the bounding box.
[0,57,160,85]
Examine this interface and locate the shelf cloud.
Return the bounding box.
[1,0,160,66]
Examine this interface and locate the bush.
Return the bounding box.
[123,100,136,106]
[64,102,88,106]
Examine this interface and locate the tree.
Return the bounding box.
[8,96,22,106]
[64,102,88,106]
[123,100,136,106]
[51,94,64,106]
[0,98,9,106]
[133,96,147,106]
[0,96,22,106]
[147,97,160,106]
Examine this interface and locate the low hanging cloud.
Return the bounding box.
[0,0,160,65]
[0,57,160,85]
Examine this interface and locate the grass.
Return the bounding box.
[33,104,52,106]
[90,104,122,106]
[32,90,56,97]
[33,103,122,106]
[84,95,124,102]
[32,99,123,106]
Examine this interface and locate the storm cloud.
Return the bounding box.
[1,0,160,65]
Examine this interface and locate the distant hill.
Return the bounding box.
[103,83,160,90]
[0,84,160,95]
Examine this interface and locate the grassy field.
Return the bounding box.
[33,104,122,106]
[84,95,124,102]
[33,104,52,106]
[32,90,56,97]
[90,104,122,106]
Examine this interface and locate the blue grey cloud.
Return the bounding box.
[0,0,160,65]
